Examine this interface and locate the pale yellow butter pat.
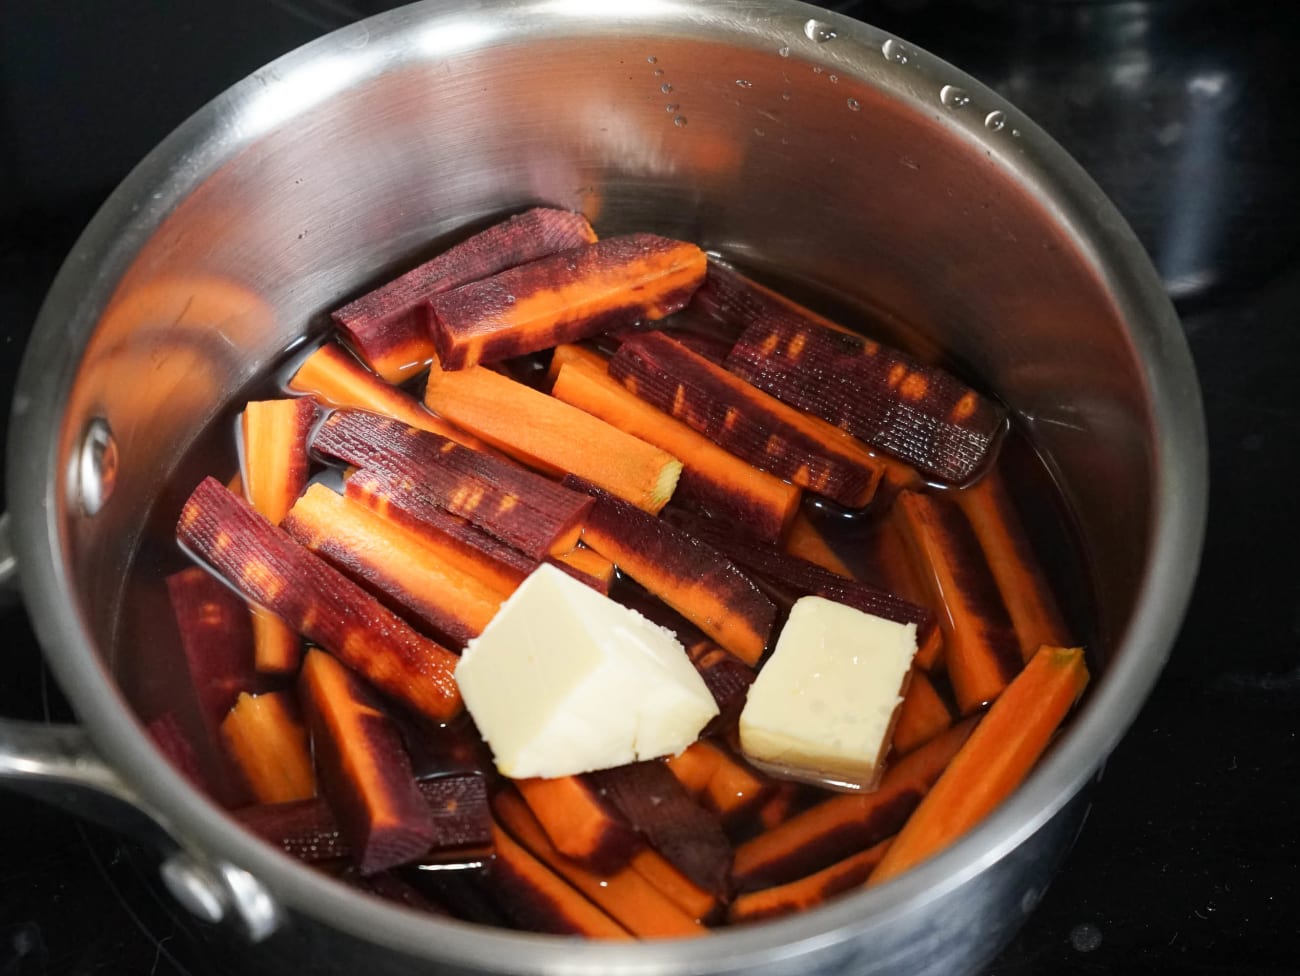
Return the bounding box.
[455,563,718,779]
[739,596,917,791]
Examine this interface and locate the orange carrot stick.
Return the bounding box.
[485,821,632,939]
[731,718,976,890]
[895,490,1022,713]
[299,649,435,874]
[514,775,639,874]
[891,669,954,756]
[241,398,315,673]
[424,361,682,514]
[627,849,720,923]
[667,740,771,820]
[869,508,945,671]
[868,645,1089,886]
[729,839,892,924]
[957,469,1072,662]
[546,341,609,385]
[282,484,504,647]
[551,358,801,542]
[220,691,315,803]
[287,343,486,451]
[494,790,705,938]
[783,510,855,579]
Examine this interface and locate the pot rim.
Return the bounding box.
[8,0,1207,970]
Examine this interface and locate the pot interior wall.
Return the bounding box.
[54,17,1147,737]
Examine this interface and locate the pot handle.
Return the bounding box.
[0,512,283,941]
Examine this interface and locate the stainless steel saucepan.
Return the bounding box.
[0,1,1206,973]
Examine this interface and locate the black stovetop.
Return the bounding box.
[2,1,1297,973]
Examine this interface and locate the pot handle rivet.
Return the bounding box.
[73,417,118,517]
[160,852,228,925]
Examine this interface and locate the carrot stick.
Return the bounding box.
[609,333,885,508]
[220,691,316,804]
[345,467,537,595]
[667,741,772,820]
[895,490,1021,713]
[783,510,855,578]
[548,545,616,593]
[627,849,720,923]
[729,838,892,924]
[514,775,640,874]
[424,361,682,514]
[240,398,315,673]
[281,483,504,647]
[731,718,976,890]
[334,208,596,383]
[551,359,801,543]
[891,669,954,756]
[493,791,705,938]
[484,821,632,939]
[868,646,1089,886]
[287,342,486,451]
[567,478,776,665]
[299,649,436,874]
[957,469,1072,661]
[313,408,592,559]
[177,478,462,723]
[868,508,945,670]
[430,234,705,369]
[546,341,609,385]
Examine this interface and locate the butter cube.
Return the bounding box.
[455,563,718,779]
[739,596,917,791]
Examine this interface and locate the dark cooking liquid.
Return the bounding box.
[112,264,1096,926]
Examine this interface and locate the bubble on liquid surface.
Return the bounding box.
[647,55,657,64]
[778,45,791,58]
[736,79,753,89]
[804,19,838,43]
[940,84,971,109]
[985,109,1006,131]
[882,38,909,64]
[847,97,861,111]
[781,90,791,101]
[828,74,838,83]
[661,82,673,94]
[665,103,679,112]
[653,68,664,77]
[673,115,688,127]
[812,65,824,75]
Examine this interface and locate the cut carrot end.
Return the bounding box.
[220,691,316,804]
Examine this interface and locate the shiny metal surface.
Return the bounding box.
[3,0,1206,973]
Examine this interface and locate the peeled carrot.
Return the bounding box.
[783,510,855,578]
[895,490,1021,713]
[514,775,639,874]
[551,358,801,542]
[424,361,682,514]
[627,849,720,923]
[281,483,504,647]
[891,669,954,756]
[287,343,486,451]
[546,341,609,385]
[241,398,315,673]
[494,791,705,938]
[220,691,316,804]
[731,718,976,890]
[484,821,631,939]
[869,646,1089,886]
[729,839,892,924]
[957,468,1072,661]
[667,740,771,820]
